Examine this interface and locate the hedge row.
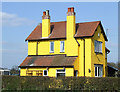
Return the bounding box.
[2,75,119,91]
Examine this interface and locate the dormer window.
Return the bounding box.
[95,40,102,53]
[50,42,54,53]
[60,41,64,52]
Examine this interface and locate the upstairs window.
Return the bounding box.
[95,40,102,53]
[50,42,54,53]
[60,41,64,52]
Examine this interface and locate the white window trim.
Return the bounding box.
[56,69,66,77]
[50,42,54,53]
[94,65,103,77]
[43,70,48,76]
[60,41,65,52]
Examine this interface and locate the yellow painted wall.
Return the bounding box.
[28,41,37,55]
[20,67,74,77]
[28,40,67,55]
[85,38,92,77]
[20,68,26,76]
[28,39,79,56]
[38,40,67,55]
[65,68,74,77]
[76,38,92,77]
[91,25,106,77]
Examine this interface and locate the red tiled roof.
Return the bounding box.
[19,55,77,67]
[25,21,108,41]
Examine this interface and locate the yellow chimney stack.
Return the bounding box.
[66,7,76,39]
[42,10,50,38]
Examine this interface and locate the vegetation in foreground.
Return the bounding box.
[1,75,119,91]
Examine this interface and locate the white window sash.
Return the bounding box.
[60,41,64,52]
[56,69,66,77]
[43,70,48,76]
[50,42,54,52]
[94,65,103,77]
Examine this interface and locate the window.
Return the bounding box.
[50,42,54,53]
[94,65,103,77]
[95,40,102,53]
[56,69,65,77]
[60,41,64,52]
[26,70,33,76]
[74,70,78,77]
[43,70,48,76]
[98,33,100,37]
[36,70,43,76]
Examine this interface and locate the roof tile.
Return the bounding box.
[19,55,77,67]
[25,21,107,41]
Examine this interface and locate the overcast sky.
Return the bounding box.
[1,2,118,69]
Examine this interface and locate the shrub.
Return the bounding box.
[2,75,119,91]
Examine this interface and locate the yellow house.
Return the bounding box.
[19,7,110,77]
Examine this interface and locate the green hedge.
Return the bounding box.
[2,75,119,91]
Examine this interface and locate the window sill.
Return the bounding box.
[60,51,65,53]
[50,51,54,53]
[95,52,103,54]
[43,75,48,76]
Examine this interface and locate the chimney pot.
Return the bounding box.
[71,7,74,12]
[43,11,46,16]
[68,8,71,12]
[46,10,49,16]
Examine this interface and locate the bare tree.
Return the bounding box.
[10,65,20,75]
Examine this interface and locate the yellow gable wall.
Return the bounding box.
[91,25,106,77]
[75,25,106,77]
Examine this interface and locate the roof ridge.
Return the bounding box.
[76,21,101,24]
[38,21,100,24]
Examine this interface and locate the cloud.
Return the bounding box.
[0,11,36,27]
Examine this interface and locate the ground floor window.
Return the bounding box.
[56,69,65,77]
[36,70,43,76]
[26,70,33,76]
[43,70,48,76]
[74,70,78,77]
[94,64,103,77]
